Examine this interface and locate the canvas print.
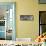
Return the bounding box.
[20,15,34,21]
[39,0,46,4]
[0,2,16,40]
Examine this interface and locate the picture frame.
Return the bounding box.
[0,2,16,40]
[20,15,34,21]
[39,0,46,4]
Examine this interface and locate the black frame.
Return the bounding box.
[39,11,40,36]
[39,11,46,35]
[39,0,46,4]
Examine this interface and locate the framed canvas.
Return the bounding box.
[39,11,46,35]
[39,0,46,4]
[0,2,16,40]
[20,15,34,21]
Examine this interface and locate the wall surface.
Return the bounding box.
[0,0,46,40]
[16,0,39,40]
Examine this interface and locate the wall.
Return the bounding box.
[0,0,45,40]
[16,0,39,40]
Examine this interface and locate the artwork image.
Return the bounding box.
[20,15,34,21]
